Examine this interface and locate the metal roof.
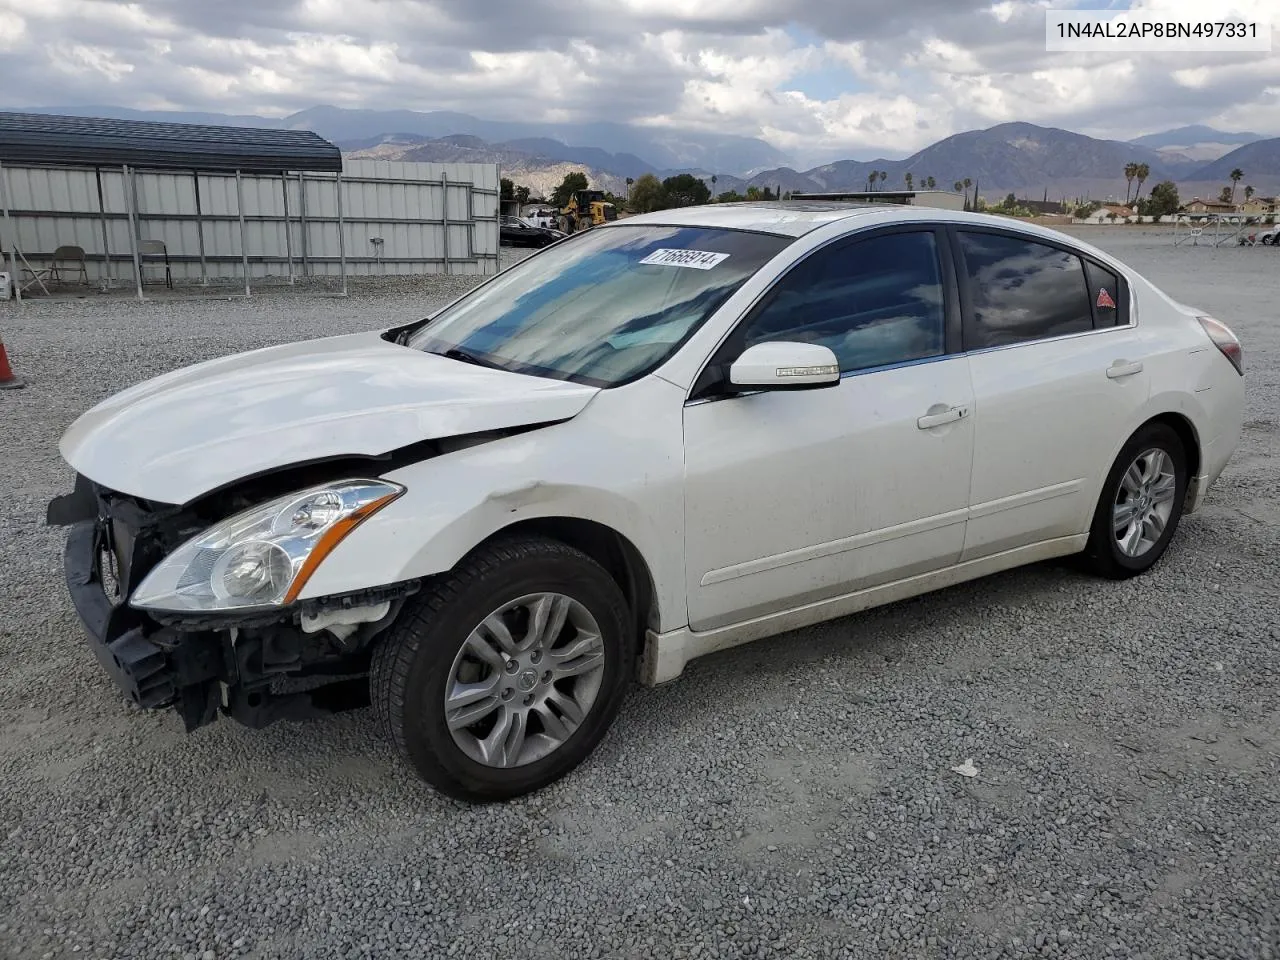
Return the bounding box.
[0,112,343,173]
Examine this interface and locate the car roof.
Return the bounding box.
[617,202,889,237]
[612,202,1130,267]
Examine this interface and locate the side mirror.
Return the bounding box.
[728,341,841,390]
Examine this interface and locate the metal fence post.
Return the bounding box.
[281,173,294,284]
[192,171,208,285]
[236,169,250,297]
[441,170,450,276]
[336,171,347,296]
[122,165,144,301]
[94,167,111,286]
[298,172,309,278]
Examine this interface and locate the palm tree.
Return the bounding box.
[1245,184,1255,203]
[962,177,972,208]
[866,173,876,191]
[1230,168,1244,204]
[926,176,936,190]
[1123,162,1137,204]
[904,172,914,191]
[710,174,717,201]
[1134,163,1149,205]
[625,177,634,200]
[878,170,888,190]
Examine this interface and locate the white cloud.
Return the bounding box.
[0,0,1277,169]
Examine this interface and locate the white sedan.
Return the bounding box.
[49,203,1244,801]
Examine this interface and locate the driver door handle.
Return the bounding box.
[917,404,969,429]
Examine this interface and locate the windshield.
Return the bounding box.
[407,225,791,387]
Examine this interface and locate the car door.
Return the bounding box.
[682,227,976,632]
[952,228,1151,561]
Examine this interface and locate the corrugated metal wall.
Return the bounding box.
[0,158,500,283]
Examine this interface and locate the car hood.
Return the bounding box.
[60,331,600,504]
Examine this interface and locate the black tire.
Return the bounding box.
[1081,422,1188,579]
[370,536,633,802]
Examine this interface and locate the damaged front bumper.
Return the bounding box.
[51,476,415,733]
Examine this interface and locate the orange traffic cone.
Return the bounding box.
[0,337,24,390]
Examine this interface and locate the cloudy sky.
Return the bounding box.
[1,0,1276,166]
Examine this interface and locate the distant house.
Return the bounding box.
[1182,197,1238,217]
[1239,196,1277,216]
[1082,203,1136,223]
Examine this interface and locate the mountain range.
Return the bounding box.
[19,105,1280,202]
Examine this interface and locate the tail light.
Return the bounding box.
[1197,315,1243,376]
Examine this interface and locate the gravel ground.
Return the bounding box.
[0,231,1277,960]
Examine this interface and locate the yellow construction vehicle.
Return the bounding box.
[560,190,617,231]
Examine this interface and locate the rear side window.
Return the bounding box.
[958,232,1093,348]
[1084,260,1124,326]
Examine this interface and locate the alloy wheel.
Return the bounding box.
[1112,447,1178,558]
[443,593,606,768]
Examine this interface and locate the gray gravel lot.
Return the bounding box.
[1,231,1277,960]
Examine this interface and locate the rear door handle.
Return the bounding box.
[1107,360,1144,379]
[917,404,969,429]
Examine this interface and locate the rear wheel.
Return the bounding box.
[1081,423,1187,579]
[370,536,633,801]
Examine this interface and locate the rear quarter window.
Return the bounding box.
[1084,260,1126,327]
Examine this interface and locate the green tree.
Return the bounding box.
[1123,162,1137,204]
[925,176,936,190]
[1145,181,1179,216]
[629,173,666,213]
[904,172,914,191]
[550,171,590,207]
[661,173,711,207]
[746,185,762,201]
[1245,184,1256,202]
[761,186,775,200]
[500,177,515,201]
[514,185,531,205]
[1003,192,1017,208]
[1229,168,1244,203]
[962,177,972,208]
[878,170,888,189]
[716,190,744,203]
[1219,186,1234,204]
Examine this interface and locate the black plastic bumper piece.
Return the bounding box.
[64,520,178,709]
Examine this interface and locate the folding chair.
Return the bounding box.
[140,240,173,289]
[20,244,88,293]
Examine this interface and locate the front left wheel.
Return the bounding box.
[370,536,634,802]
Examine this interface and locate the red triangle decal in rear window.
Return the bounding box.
[1097,287,1116,309]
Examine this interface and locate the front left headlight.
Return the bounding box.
[130,479,404,613]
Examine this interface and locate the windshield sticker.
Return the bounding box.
[638,248,731,270]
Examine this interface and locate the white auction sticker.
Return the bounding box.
[638,248,731,270]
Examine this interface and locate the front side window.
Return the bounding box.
[736,231,947,373]
[958,232,1093,348]
[408,225,790,387]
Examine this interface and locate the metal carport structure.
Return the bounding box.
[0,111,345,303]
